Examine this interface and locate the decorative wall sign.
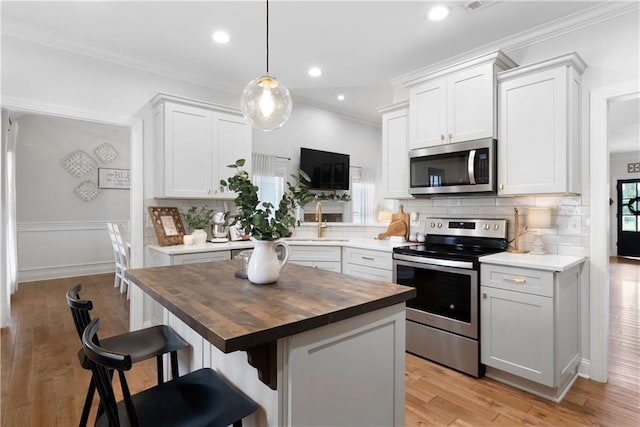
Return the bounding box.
[627,162,640,173]
[98,168,130,189]
[148,207,186,246]
[74,180,100,201]
[94,142,119,163]
[60,150,97,177]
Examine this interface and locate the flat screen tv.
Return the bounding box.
[300,148,350,190]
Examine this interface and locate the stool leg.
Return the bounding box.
[170,351,179,380]
[156,355,163,384]
[79,379,95,427]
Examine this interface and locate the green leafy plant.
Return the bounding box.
[312,192,352,202]
[182,206,214,230]
[220,159,316,241]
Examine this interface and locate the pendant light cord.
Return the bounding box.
[266,0,270,74]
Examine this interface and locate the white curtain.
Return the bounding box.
[1,111,18,328]
[252,153,287,212]
[351,167,376,224]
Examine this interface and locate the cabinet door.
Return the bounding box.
[381,107,412,199]
[498,67,568,195]
[447,63,495,143]
[171,251,231,265]
[480,286,554,386]
[214,112,252,198]
[409,78,447,149]
[162,102,214,198]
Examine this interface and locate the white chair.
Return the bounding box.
[107,222,130,298]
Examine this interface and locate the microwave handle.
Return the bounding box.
[468,150,476,185]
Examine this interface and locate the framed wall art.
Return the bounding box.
[148,207,186,246]
[98,168,131,189]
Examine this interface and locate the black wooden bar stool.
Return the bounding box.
[66,284,189,427]
[82,317,258,427]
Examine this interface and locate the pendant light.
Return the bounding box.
[240,0,292,131]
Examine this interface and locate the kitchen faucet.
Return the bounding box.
[315,202,327,238]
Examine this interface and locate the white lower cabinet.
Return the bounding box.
[150,250,231,266]
[342,247,392,282]
[480,263,581,402]
[288,245,342,272]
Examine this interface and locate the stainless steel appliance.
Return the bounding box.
[393,218,507,377]
[409,138,497,196]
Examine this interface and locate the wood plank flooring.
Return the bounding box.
[2,258,639,426]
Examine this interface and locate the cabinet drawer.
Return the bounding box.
[172,251,231,265]
[289,246,341,262]
[481,264,554,297]
[289,260,342,273]
[342,248,392,270]
[343,263,392,282]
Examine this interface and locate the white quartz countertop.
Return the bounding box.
[479,252,586,272]
[148,237,410,255]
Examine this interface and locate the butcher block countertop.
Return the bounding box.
[125,260,415,354]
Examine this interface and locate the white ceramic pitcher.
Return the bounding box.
[247,239,290,284]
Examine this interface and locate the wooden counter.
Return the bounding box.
[127,261,414,426]
[126,260,414,354]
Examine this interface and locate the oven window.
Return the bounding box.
[396,264,471,323]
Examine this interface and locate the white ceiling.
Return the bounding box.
[1,0,637,139]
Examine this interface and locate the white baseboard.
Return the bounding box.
[578,357,591,379]
[18,262,115,282]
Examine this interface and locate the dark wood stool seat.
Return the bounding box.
[83,318,258,427]
[66,284,189,427]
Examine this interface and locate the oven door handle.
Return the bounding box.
[468,149,476,185]
[393,253,474,270]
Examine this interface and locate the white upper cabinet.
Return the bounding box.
[152,94,252,199]
[407,51,516,149]
[380,102,413,199]
[497,53,586,195]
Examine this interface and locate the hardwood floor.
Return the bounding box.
[2,260,639,426]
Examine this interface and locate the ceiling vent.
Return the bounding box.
[463,1,497,13]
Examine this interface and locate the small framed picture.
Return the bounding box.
[98,168,130,189]
[229,224,245,241]
[148,207,186,246]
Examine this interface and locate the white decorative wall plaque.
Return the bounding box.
[98,168,130,189]
[74,180,100,201]
[59,150,97,177]
[94,142,119,163]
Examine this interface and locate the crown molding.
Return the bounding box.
[0,95,132,126]
[497,52,588,81]
[377,101,409,114]
[149,93,242,115]
[390,2,639,88]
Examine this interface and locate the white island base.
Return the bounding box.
[149,298,407,427]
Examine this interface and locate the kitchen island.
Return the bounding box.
[126,260,415,427]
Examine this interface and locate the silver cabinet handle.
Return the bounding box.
[504,277,526,284]
[361,256,374,261]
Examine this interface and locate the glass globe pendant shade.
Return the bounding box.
[241,75,292,131]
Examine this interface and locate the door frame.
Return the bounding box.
[589,81,640,382]
[616,178,640,257]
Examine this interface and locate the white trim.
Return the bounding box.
[391,2,638,87]
[497,52,587,81]
[17,220,122,232]
[149,93,242,115]
[0,96,131,126]
[589,80,640,383]
[18,261,114,283]
[578,357,591,379]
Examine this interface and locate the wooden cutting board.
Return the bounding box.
[391,205,410,241]
[377,219,407,240]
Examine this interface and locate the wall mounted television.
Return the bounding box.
[300,148,350,190]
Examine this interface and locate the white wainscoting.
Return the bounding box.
[17,220,124,282]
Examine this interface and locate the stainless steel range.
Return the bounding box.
[392,218,508,377]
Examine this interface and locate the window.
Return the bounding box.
[252,153,288,213]
[351,167,375,224]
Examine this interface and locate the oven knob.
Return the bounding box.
[437,223,442,228]
[430,222,435,228]
[493,224,500,230]
[483,224,490,230]
[450,304,455,310]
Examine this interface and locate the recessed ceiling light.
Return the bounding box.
[428,5,450,21]
[212,31,230,44]
[337,94,345,101]
[308,67,322,77]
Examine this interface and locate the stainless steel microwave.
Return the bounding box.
[409,138,497,196]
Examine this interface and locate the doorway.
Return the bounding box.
[616,178,640,257]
